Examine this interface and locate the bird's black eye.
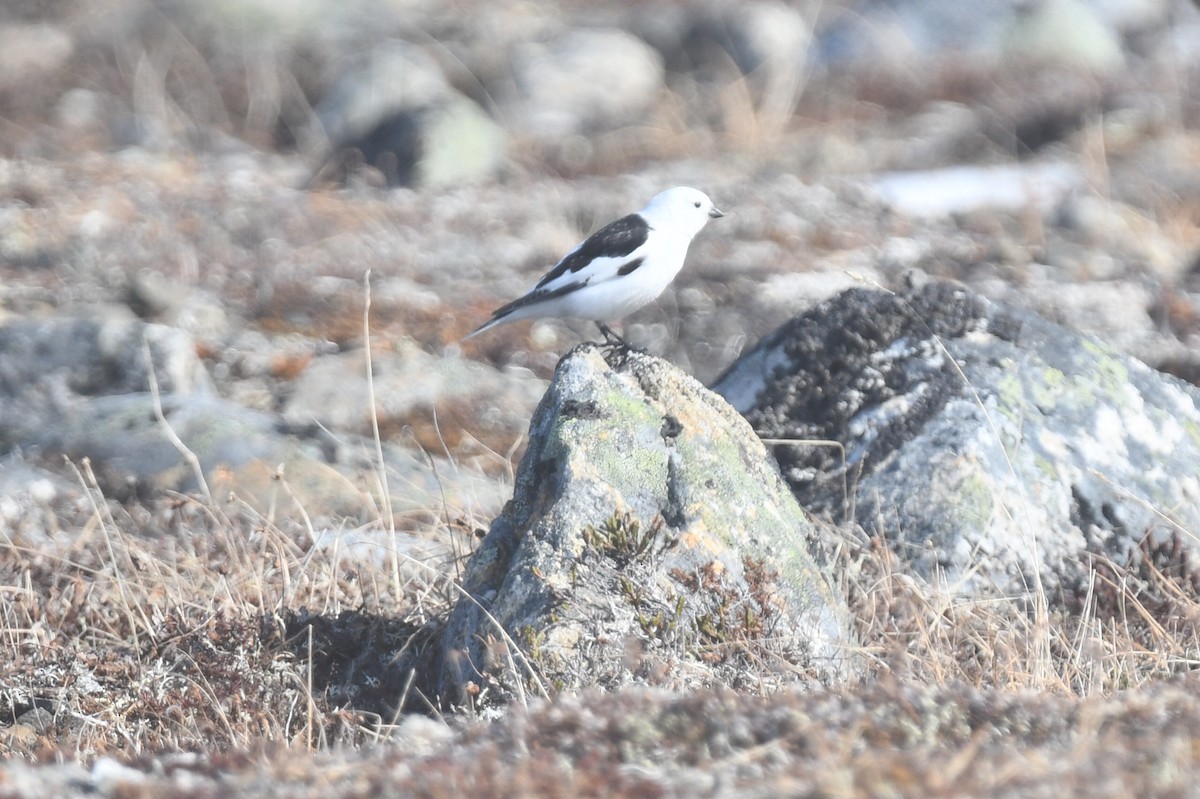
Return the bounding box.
[694,201,701,208]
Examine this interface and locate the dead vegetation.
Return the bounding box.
[3,462,1199,767]
[0,461,473,758]
[839,531,1200,696]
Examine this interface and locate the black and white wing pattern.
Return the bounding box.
[534,213,651,289]
[480,214,652,321]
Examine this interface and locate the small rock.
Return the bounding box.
[55,88,103,130]
[389,713,454,759]
[1053,195,1183,281]
[281,342,544,446]
[407,95,508,189]
[1000,0,1126,74]
[91,758,147,793]
[675,1,811,119]
[811,0,1146,69]
[506,28,665,136]
[311,40,506,188]
[0,24,73,90]
[127,270,229,344]
[0,455,77,543]
[314,40,450,148]
[15,706,54,734]
[1086,0,1170,31]
[0,317,209,402]
[812,0,1011,65]
[315,94,506,189]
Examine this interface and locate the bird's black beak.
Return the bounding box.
[709,207,725,219]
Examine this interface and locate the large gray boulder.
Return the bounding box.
[437,345,855,709]
[713,280,1200,602]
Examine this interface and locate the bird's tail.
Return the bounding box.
[463,292,537,341]
[461,312,507,342]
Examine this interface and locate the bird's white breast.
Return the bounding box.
[552,229,692,321]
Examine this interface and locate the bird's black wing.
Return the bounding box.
[488,278,589,321]
[535,213,651,289]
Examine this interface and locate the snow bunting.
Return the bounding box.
[466,186,723,344]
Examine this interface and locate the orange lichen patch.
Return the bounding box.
[373,397,524,460]
[375,404,469,452]
[194,340,221,361]
[301,191,380,233]
[270,351,314,381]
[252,281,468,353]
[253,286,364,344]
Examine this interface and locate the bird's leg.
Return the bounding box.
[596,321,630,348]
[595,322,647,364]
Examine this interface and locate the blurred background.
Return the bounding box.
[1,0,1199,469]
[3,0,1194,173]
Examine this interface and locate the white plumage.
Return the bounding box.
[466,186,723,342]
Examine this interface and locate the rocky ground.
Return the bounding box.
[3,0,1200,796]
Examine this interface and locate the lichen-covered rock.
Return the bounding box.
[713,280,1200,602]
[437,345,855,709]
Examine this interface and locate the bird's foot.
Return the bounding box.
[595,322,645,365]
[596,322,645,351]
[596,322,628,347]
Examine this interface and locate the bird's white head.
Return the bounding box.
[640,186,724,239]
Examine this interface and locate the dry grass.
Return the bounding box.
[839,529,1200,696]
[0,456,479,758]
[4,457,1198,765]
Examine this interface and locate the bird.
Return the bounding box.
[465,186,724,346]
